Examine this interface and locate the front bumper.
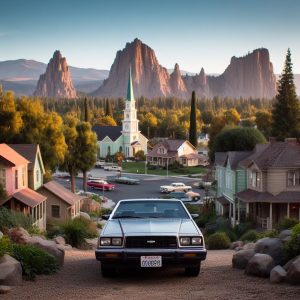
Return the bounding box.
[95,248,207,267]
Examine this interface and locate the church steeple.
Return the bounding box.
[127,66,134,101]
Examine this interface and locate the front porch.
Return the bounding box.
[146,156,176,167]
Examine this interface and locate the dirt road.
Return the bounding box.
[4,249,300,300]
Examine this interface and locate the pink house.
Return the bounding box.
[0,144,47,230]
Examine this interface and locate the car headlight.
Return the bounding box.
[100,237,111,246]
[180,237,191,246]
[180,236,203,246]
[111,238,122,246]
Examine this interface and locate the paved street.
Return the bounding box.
[56,168,205,204]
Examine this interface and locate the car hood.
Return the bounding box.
[102,219,200,236]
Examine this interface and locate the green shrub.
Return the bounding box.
[12,244,58,280]
[207,231,230,249]
[284,223,300,261]
[100,208,113,216]
[0,236,12,258]
[277,217,299,231]
[233,222,254,238]
[0,207,33,232]
[221,229,238,242]
[240,230,258,242]
[62,218,98,247]
[257,230,278,240]
[185,204,200,214]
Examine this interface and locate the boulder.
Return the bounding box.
[230,241,244,250]
[53,236,66,246]
[57,244,72,251]
[8,227,30,244]
[284,255,300,271]
[254,238,283,265]
[270,265,287,283]
[232,249,255,269]
[83,238,98,250]
[28,236,64,266]
[279,230,292,242]
[286,257,300,285]
[79,211,91,221]
[243,242,256,250]
[0,255,22,286]
[245,253,275,277]
[0,285,12,294]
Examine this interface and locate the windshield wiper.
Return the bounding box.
[113,215,142,219]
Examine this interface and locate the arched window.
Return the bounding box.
[119,146,122,152]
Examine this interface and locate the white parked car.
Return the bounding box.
[104,165,122,172]
[160,182,192,193]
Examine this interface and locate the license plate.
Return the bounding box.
[140,256,162,268]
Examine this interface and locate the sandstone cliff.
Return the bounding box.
[34,51,77,98]
[92,39,277,99]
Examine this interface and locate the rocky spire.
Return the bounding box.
[199,67,207,85]
[169,63,187,98]
[34,50,77,98]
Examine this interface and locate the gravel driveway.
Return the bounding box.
[4,249,300,299]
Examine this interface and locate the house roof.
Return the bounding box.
[92,125,122,142]
[215,151,252,170]
[41,181,83,206]
[240,140,300,170]
[236,189,300,203]
[147,139,190,157]
[9,144,45,173]
[0,188,46,208]
[0,144,29,166]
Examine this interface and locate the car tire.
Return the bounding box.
[193,196,200,201]
[183,189,187,193]
[185,263,201,277]
[101,263,116,278]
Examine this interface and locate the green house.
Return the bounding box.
[214,151,251,226]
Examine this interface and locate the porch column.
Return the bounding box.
[287,203,290,218]
[233,201,236,226]
[269,203,273,230]
[237,199,240,223]
[246,203,249,218]
[229,202,232,221]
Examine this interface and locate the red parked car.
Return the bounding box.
[87,180,115,191]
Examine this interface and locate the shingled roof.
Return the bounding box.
[0,144,29,166]
[92,125,122,141]
[214,151,252,170]
[147,139,188,157]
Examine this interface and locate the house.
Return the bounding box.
[0,144,47,230]
[38,181,83,223]
[146,139,207,167]
[236,138,300,230]
[92,67,148,158]
[9,144,45,190]
[215,151,252,226]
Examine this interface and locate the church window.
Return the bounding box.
[107,146,111,155]
[119,146,122,152]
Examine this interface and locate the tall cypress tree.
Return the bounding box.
[189,91,198,147]
[84,97,89,122]
[272,49,300,140]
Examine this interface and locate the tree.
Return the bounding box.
[60,113,80,192]
[105,99,113,117]
[223,108,240,125]
[189,91,197,147]
[272,49,300,140]
[255,110,272,138]
[211,127,267,161]
[76,122,98,191]
[0,89,23,142]
[84,98,89,122]
[143,112,158,138]
[94,115,117,126]
[134,150,146,161]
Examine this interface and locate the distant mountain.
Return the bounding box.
[92,39,278,99]
[0,58,109,95]
[34,50,77,98]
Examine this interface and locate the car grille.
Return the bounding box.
[125,236,178,248]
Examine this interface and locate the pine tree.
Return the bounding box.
[84,98,89,122]
[272,49,300,140]
[105,99,113,117]
[189,91,198,147]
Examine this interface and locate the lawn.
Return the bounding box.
[122,162,207,176]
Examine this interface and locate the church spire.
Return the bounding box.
[127,65,134,101]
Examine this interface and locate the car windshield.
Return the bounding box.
[112,200,190,219]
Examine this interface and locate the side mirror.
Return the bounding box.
[102,214,110,220]
[191,213,199,220]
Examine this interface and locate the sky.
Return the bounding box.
[1,0,300,74]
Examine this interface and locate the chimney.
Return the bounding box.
[284,138,297,145]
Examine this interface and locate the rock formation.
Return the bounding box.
[92,39,277,99]
[34,50,77,98]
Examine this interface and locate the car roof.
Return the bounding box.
[118,198,182,203]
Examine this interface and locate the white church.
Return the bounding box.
[92,68,148,158]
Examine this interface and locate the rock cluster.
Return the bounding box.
[34,50,77,98]
[92,39,277,99]
[232,230,300,285]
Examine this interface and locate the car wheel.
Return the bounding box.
[183,189,187,193]
[101,263,116,278]
[193,196,200,201]
[185,263,201,277]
